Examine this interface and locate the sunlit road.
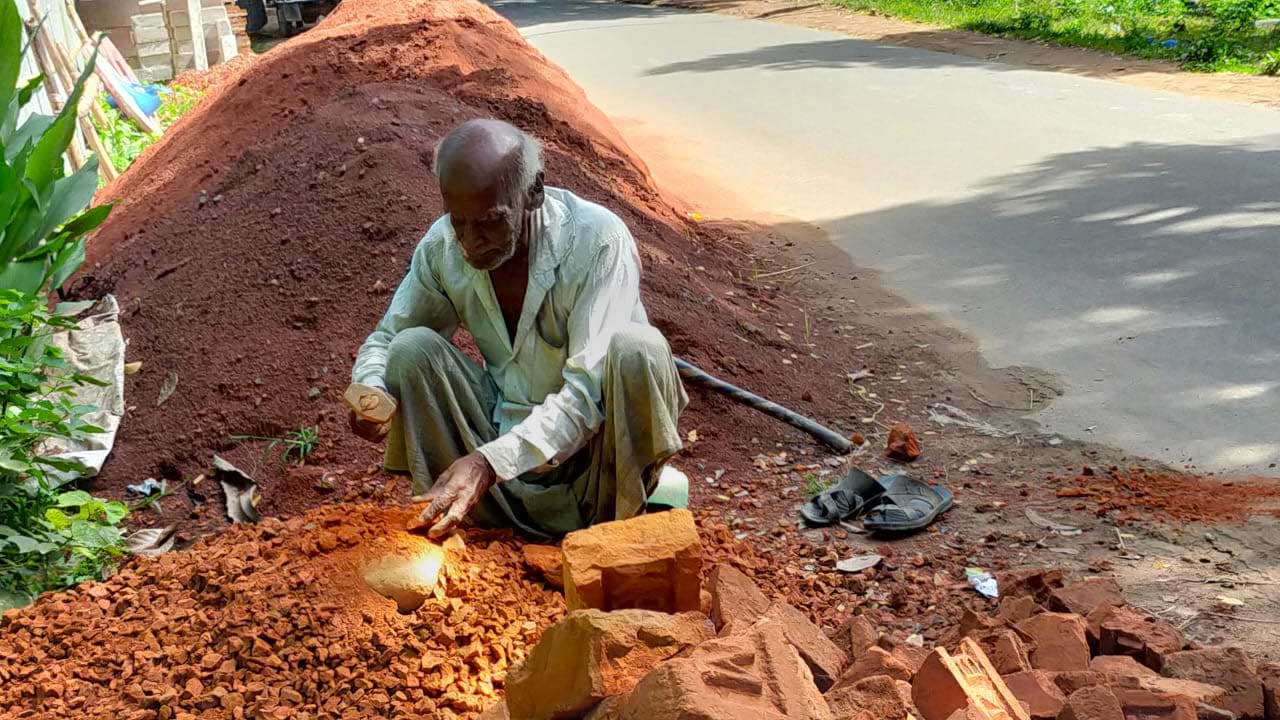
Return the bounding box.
[489,0,1280,472]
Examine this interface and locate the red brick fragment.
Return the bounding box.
[1002,670,1066,719]
[1060,686,1125,720]
[1049,578,1125,617]
[885,424,921,462]
[1016,613,1090,672]
[1161,647,1264,720]
[1095,606,1184,670]
[911,638,1030,720]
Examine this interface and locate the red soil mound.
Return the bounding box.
[0,505,565,718]
[76,0,841,531]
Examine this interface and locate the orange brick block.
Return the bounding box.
[912,637,1031,720]
[561,509,702,613]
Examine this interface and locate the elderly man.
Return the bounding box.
[348,119,687,539]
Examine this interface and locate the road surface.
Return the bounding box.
[488,0,1280,473]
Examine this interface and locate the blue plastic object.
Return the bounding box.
[104,82,169,117]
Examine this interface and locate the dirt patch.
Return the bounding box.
[0,505,565,718]
[1051,467,1280,524]
[637,0,1280,110]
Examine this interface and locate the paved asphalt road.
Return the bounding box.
[487,0,1280,473]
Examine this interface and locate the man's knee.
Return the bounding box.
[386,327,453,382]
[607,324,672,373]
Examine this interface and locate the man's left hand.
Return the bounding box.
[410,452,497,538]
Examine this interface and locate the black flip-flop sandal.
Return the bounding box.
[861,476,954,533]
[800,467,878,526]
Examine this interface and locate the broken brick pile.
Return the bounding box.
[490,510,1280,720]
[0,505,565,719]
[1049,467,1280,524]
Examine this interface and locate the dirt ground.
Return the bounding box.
[636,0,1280,110]
[8,2,1277,714]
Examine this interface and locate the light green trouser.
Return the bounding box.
[382,324,688,539]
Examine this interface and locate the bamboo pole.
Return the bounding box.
[48,37,118,181]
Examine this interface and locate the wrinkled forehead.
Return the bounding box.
[438,140,520,216]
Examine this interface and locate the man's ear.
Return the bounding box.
[525,171,546,211]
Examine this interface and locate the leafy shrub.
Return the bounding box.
[1206,0,1263,30]
[0,291,125,605]
[0,1,124,608]
[95,83,202,177]
[1262,47,1280,73]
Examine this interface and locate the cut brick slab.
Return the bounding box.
[505,609,713,720]
[839,646,915,686]
[1049,578,1125,617]
[521,544,565,589]
[1161,647,1264,720]
[762,602,848,692]
[1111,686,1197,720]
[1096,606,1184,671]
[1259,663,1278,720]
[999,596,1044,623]
[1001,569,1066,604]
[1016,613,1090,672]
[912,637,1030,720]
[1090,656,1157,678]
[1112,675,1227,707]
[562,509,702,613]
[989,630,1032,675]
[827,675,916,720]
[1052,672,1104,697]
[617,618,833,720]
[1003,670,1067,719]
[1060,686,1125,720]
[708,564,770,631]
[846,615,880,657]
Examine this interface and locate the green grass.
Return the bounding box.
[94,83,202,180]
[231,426,321,468]
[830,0,1280,73]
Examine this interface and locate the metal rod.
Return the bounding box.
[674,357,853,454]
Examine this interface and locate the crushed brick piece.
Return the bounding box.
[827,674,915,720]
[1049,578,1125,617]
[1060,686,1125,720]
[911,638,1030,720]
[761,602,848,692]
[987,630,1031,675]
[1260,663,1279,720]
[1111,686,1198,720]
[0,506,565,718]
[997,596,1042,623]
[520,545,564,590]
[618,618,832,720]
[708,564,771,631]
[1052,671,1105,696]
[504,609,712,720]
[1090,655,1157,678]
[562,510,702,613]
[1095,606,1184,670]
[1002,670,1066,719]
[1015,613,1090,672]
[885,424,921,461]
[845,616,880,657]
[1161,647,1264,719]
[840,646,915,685]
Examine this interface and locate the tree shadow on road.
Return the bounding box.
[814,138,1280,469]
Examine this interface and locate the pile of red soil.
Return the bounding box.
[1051,466,1280,524]
[0,505,565,719]
[77,0,858,535]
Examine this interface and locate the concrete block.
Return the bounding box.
[130,24,169,44]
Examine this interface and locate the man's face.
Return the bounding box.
[443,181,523,272]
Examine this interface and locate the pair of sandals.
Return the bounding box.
[801,467,953,533]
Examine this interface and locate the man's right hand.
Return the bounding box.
[349,410,390,442]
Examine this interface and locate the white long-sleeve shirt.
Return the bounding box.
[352,187,648,481]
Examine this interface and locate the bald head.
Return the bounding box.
[432,120,546,271]
[433,119,543,203]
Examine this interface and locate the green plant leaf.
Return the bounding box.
[44,507,70,530]
[103,501,127,525]
[0,0,22,113]
[23,47,98,194]
[6,534,42,553]
[55,489,92,507]
[46,233,85,291]
[35,159,100,243]
[15,72,41,107]
[59,203,112,237]
[0,258,45,295]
